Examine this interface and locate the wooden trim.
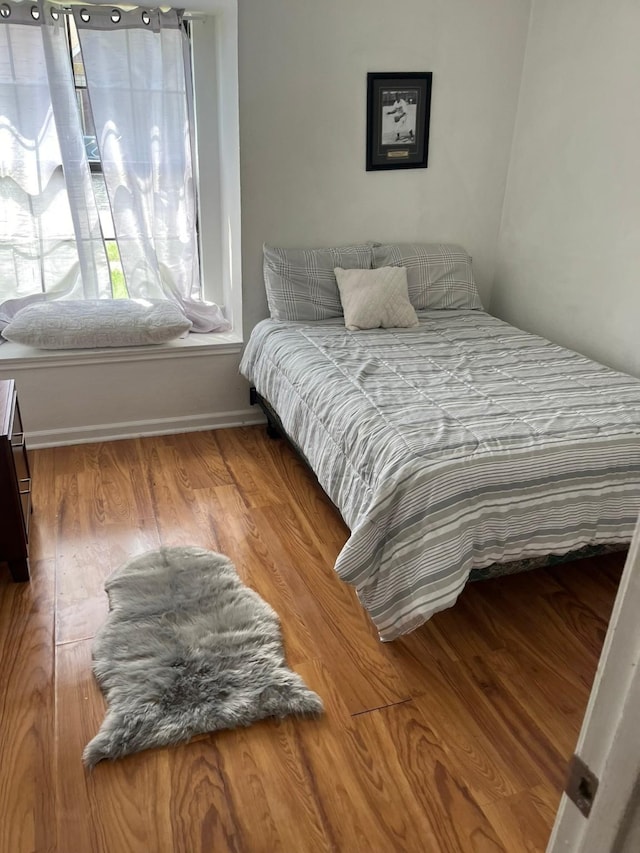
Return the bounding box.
[25,408,265,449]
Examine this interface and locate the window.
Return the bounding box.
[0,2,240,338]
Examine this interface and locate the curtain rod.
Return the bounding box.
[51,5,207,20]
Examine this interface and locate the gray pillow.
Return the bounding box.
[372,243,483,310]
[1,299,192,349]
[263,243,374,321]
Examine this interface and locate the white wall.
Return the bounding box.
[2,0,532,444]
[0,346,262,447]
[238,0,532,332]
[492,0,640,377]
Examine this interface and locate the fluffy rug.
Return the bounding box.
[83,546,323,768]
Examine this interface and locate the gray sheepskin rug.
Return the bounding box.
[83,546,323,768]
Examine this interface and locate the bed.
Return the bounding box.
[240,242,640,640]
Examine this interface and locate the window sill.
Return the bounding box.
[0,329,243,370]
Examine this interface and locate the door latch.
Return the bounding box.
[565,753,599,817]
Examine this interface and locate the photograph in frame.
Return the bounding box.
[366,72,432,171]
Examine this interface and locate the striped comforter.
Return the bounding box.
[240,311,640,640]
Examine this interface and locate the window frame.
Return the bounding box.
[189,2,242,335]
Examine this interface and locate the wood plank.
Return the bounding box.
[389,634,542,800]
[349,702,506,851]
[199,485,321,667]
[486,649,585,757]
[95,438,156,521]
[410,681,530,805]
[0,561,56,853]
[28,448,57,561]
[547,555,623,611]
[52,443,88,476]
[137,439,218,549]
[540,586,613,661]
[169,430,235,490]
[484,785,558,853]
[468,572,604,692]
[168,737,249,853]
[56,518,160,643]
[55,470,113,644]
[290,705,414,851]
[394,635,551,791]
[252,502,410,713]
[219,718,338,853]
[461,655,570,792]
[200,483,409,711]
[286,666,469,851]
[214,427,292,509]
[294,658,354,729]
[456,584,592,717]
[55,640,174,853]
[266,437,350,556]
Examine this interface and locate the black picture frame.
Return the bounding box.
[366,72,432,171]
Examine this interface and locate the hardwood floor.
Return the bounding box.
[0,427,625,853]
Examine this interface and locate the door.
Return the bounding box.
[547,514,640,852]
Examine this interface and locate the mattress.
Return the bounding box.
[240,310,640,640]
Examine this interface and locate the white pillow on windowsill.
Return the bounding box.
[1,299,192,350]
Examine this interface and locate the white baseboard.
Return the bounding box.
[26,408,266,448]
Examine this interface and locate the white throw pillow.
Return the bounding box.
[1,299,192,349]
[334,266,419,331]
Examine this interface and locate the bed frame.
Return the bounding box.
[250,387,286,441]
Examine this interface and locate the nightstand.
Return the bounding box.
[0,380,31,581]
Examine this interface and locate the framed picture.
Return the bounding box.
[366,72,432,171]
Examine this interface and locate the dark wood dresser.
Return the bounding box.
[0,380,31,581]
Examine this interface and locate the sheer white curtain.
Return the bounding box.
[73,6,228,332]
[0,1,111,330]
[0,3,228,336]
